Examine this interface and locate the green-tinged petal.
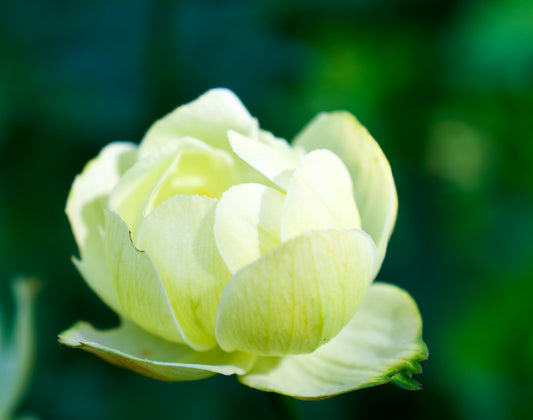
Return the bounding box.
[281,149,362,242]
[66,142,137,250]
[71,257,120,314]
[239,283,428,399]
[109,141,182,236]
[293,112,398,270]
[216,229,377,356]
[0,278,40,419]
[103,211,188,347]
[110,138,237,238]
[58,321,256,382]
[66,143,137,312]
[214,183,284,274]
[139,88,256,159]
[135,195,231,350]
[228,130,304,191]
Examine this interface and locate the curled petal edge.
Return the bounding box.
[238,282,428,399]
[58,321,256,382]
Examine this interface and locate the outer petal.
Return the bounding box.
[135,195,231,350]
[239,283,428,399]
[215,229,377,356]
[66,142,137,312]
[281,149,362,242]
[66,142,137,250]
[103,211,188,347]
[293,112,398,270]
[139,88,256,159]
[214,183,285,274]
[228,130,303,191]
[109,139,237,237]
[58,321,256,382]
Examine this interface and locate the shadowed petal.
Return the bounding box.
[59,321,256,382]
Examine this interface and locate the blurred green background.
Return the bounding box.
[1,0,532,419]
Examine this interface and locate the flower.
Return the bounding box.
[59,89,427,398]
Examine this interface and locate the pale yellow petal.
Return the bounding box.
[109,139,237,238]
[240,283,427,399]
[139,88,256,158]
[214,183,284,274]
[66,142,137,312]
[59,321,256,381]
[293,112,398,270]
[103,211,188,346]
[66,142,137,249]
[136,195,231,350]
[228,130,303,191]
[281,149,362,242]
[216,229,377,356]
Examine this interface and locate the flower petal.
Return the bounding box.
[135,195,231,350]
[215,229,377,356]
[281,149,362,242]
[139,88,256,159]
[58,321,256,381]
[103,211,188,347]
[239,283,427,399]
[109,139,237,237]
[214,183,285,274]
[66,142,137,250]
[293,112,398,270]
[228,130,304,191]
[66,142,137,312]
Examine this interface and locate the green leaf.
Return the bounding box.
[215,229,377,356]
[293,112,398,272]
[214,183,285,274]
[390,363,423,391]
[66,142,137,313]
[0,278,40,419]
[281,149,362,243]
[135,195,231,350]
[239,283,428,399]
[138,88,256,159]
[58,321,256,382]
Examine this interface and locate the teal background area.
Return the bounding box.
[1,0,532,418]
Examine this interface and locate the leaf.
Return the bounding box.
[0,278,40,418]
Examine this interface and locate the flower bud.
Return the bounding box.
[59,89,427,398]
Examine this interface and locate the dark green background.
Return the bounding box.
[1,0,532,419]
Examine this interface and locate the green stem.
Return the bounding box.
[267,393,300,420]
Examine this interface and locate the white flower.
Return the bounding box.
[59,89,427,398]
